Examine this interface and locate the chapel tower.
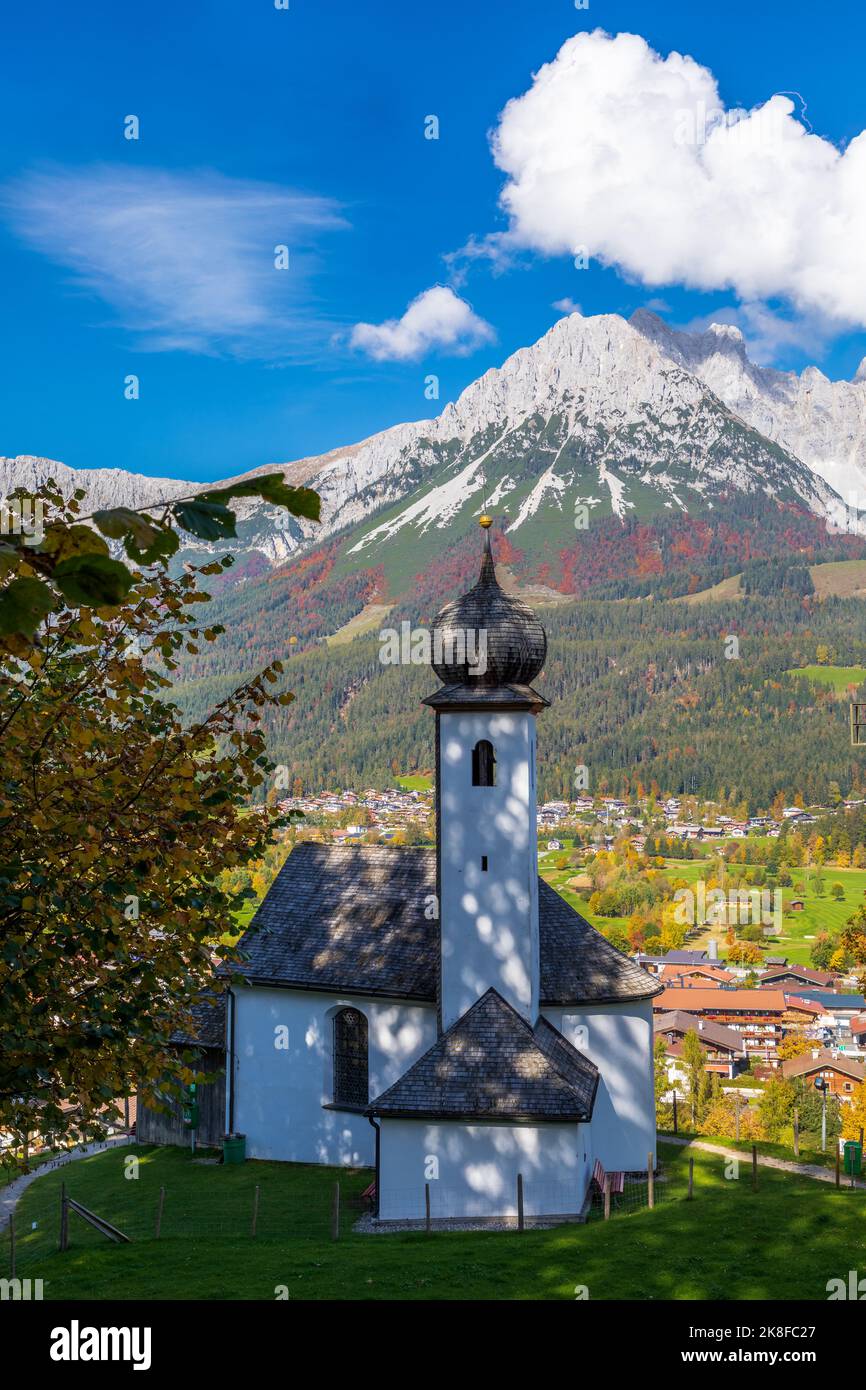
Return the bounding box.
[424,519,549,1032]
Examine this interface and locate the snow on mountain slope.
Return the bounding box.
[1,309,857,576]
[630,309,866,517]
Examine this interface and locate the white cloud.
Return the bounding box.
[2,165,347,357]
[349,285,495,361]
[479,29,866,331]
[552,297,582,315]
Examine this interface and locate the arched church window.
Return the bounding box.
[333,1007,368,1107]
[472,739,496,787]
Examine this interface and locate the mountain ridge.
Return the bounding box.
[3,308,865,588]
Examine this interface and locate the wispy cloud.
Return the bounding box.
[349,285,495,362]
[552,297,581,316]
[2,165,348,358]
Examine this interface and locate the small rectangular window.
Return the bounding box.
[481,855,488,871]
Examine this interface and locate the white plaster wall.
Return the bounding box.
[543,999,656,1171]
[377,1118,590,1220]
[230,986,436,1165]
[438,710,540,1030]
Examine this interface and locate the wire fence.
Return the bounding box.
[3,1158,671,1287]
[3,1173,372,1287]
[11,1140,856,1293]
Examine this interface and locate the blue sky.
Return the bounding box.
[2,0,866,481]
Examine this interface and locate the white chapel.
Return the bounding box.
[223,524,661,1221]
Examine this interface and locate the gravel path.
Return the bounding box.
[0,1135,131,1233]
[662,1135,865,1188]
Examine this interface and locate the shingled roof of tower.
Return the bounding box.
[224,843,662,1004]
[368,988,599,1121]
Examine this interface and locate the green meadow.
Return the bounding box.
[10,1141,865,1301]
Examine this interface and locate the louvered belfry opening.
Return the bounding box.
[333,1007,368,1107]
[472,738,496,786]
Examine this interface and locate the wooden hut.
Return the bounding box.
[136,994,226,1149]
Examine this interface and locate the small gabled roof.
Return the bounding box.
[368,989,599,1122]
[635,950,709,966]
[781,1052,866,1084]
[226,844,661,1006]
[653,1010,745,1053]
[761,964,835,987]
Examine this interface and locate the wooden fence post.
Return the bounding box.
[751,1144,758,1192]
[9,1210,15,1279]
[517,1172,525,1232]
[793,1107,799,1159]
[687,1157,694,1201]
[155,1186,165,1239]
[59,1181,68,1252]
[424,1182,431,1234]
[672,1092,678,1135]
[836,1146,841,1189]
[647,1153,655,1210]
[331,1181,340,1241]
[251,1184,260,1239]
[603,1173,611,1221]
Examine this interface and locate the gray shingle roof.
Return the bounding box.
[170,992,227,1049]
[368,988,599,1121]
[428,536,547,689]
[228,843,661,1005]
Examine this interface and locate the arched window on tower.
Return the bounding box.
[472,739,496,787]
[333,1007,368,1107]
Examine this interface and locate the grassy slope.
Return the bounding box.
[810,558,866,599]
[670,559,866,607]
[787,665,866,691]
[12,1142,866,1301]
[538,847,866,965]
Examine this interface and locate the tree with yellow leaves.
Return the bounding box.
[777,1034,811,1062]
[0,485,316,1156]
[841,1083,866,1143]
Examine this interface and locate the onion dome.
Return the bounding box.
[429,520,547,689]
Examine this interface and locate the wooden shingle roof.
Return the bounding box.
[368,988,599,1121]
[227,843,661,1006]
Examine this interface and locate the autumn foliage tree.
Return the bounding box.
[0,481,317,1157]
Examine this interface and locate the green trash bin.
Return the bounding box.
[843,1141,862,1177]
[223,1133,246,1165]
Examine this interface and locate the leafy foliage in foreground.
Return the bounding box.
[0,490,305,1155]
[0,473,319,647]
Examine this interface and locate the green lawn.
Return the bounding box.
[787,664,866,692]
[9,1141,866,1300]
[395,774,433,792]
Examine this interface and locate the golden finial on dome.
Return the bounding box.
[479,514,493,529]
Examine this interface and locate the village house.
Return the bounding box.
[651,987,824,1064]
[657,964,736,989]
[780,1049,866,1101]
[760,964,837,990]
[654,1010,747,1087]
[633,949,713,977]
